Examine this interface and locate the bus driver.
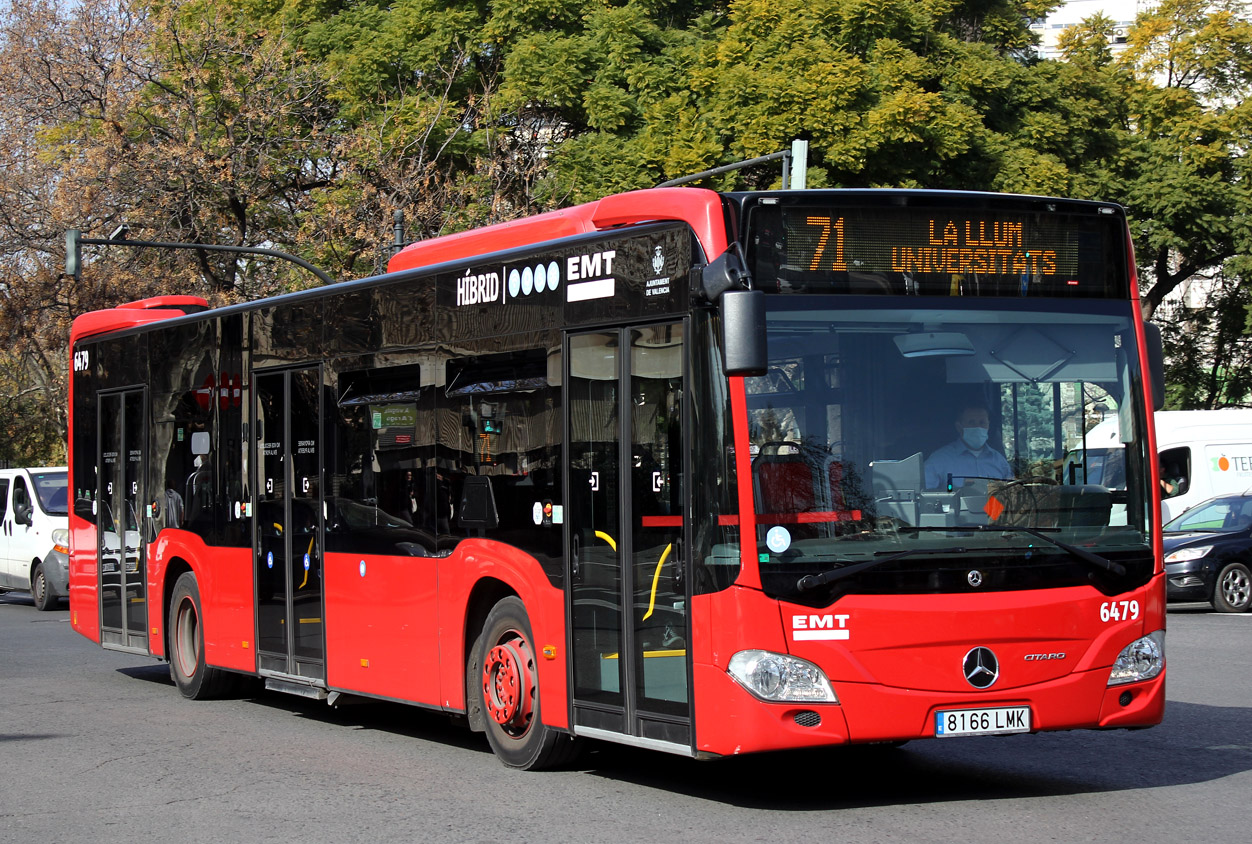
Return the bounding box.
[924,403,1012,490]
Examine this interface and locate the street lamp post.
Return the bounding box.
[65,227,335,286]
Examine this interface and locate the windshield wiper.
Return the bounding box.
[795,525,1127,592]
[796,546,971,592]
[967,525,1126,577]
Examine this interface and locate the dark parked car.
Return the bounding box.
[1163,493,1252,613]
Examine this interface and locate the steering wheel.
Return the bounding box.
[994,475,1059,491]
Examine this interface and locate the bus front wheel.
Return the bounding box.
[477,596,580,770]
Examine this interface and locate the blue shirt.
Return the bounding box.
[924,439,1012,490]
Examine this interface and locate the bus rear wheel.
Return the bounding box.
[168,572,235,699]
[477,596,580,770]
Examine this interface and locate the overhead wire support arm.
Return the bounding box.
[656,140,808,190]
[65,229,336,286]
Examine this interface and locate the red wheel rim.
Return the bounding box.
[482,633,535,737]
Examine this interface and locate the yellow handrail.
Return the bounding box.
[298,536,314,589]
[642,543,673,621]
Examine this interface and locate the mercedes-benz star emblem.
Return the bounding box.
[967,569,984,587]
[963,647,1000,689]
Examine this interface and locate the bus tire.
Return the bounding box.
[168,572,235,699]
[32,562,56,611]
[477,596,581,770]
[1213,562,1252,613]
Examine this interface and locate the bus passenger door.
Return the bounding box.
[97,388,148,652]
[567,323,691,751]
[254,367,325,682]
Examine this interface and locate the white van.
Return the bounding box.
[0,467,70,611]
[1067,410,1252,522]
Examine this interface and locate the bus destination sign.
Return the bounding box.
[783,208,1084,279]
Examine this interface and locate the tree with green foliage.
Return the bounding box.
[1091,0,1252,408]
[1113,0,1252,323]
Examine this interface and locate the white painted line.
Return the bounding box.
[793,630,850,641]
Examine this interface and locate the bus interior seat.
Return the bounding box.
[753,447,829,539]
[754,456,818,514]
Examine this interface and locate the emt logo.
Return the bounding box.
[791,614,851,641]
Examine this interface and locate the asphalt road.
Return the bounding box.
[1,593,1248,844]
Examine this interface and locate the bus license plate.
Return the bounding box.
[935,706,1030,737]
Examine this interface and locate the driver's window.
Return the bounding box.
[1159,447,1189,500]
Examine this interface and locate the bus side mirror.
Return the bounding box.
[1143,322,1165,411]
[721,290,767,376]
[700,247,751,301]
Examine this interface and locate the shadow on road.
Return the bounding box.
[112,650,1252,809]
[0,593,35,607]
[573,699,1252,809]
[118,662,492,756]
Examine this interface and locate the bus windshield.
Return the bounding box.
[741,296,1155,604]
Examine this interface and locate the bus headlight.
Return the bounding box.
[1107,630,1165,686]
[727,650,838,703]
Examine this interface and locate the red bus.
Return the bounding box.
[68,187,1167,769]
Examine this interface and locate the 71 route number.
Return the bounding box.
[1100,600,1140,622]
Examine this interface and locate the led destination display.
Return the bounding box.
[745,199,1128,298]
[785,209,1078,278]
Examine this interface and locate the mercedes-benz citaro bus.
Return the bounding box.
[69,187,1167,769]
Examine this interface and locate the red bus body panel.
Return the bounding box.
[322,549,441,704]
[430,541,568,727]
[148,533,255,671]
[691,579,1165,755]
[388,187,729,273]
[68,520,100,642]
[320,539,566,726]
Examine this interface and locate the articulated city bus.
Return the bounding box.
[68,187,1166,769]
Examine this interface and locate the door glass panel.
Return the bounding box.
[254,368,324,676]
[99,394,123,632]
[255,372,289,659]
[630,324,687,711]
[569,333,622,704]
[289,369,322,661]
[123,390,146,636]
